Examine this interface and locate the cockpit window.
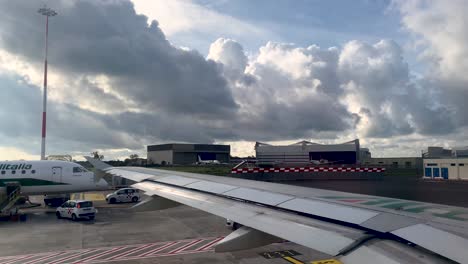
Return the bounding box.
[73,167,87,173]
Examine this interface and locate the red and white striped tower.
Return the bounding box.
[38,6,57,160]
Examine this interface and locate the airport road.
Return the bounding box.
[0,195,331,264]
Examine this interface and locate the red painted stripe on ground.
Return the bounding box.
[139,241,179,257]
[195,237,225,251]
[1,237,223,264]
[23,252,65,264]
[71,247,124,263]
[2,254,37,264]
[107,243,158,260]
[166,239,203,254]
[90,250,214,264]
[47,249,98,264]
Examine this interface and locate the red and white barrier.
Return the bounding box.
[231,166,386,174]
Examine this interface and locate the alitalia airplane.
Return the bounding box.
[87,157,468,264]
[0,160,108,195]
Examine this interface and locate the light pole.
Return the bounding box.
[38,6,57,160]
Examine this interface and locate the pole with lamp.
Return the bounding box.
[38,6,57,160]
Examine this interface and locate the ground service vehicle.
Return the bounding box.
[56,200,96,221]
[106,188,140,204]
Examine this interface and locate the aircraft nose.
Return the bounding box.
[96,178,109,189]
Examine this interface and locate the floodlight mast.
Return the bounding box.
[38,6,57,160]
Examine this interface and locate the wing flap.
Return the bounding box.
[214,226,282,252]
[392,223,468,264]
[133,181,361,256]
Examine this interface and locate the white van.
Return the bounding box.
[56,200,96,221]
[106,188,140,204]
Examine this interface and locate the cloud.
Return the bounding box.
[207,38,248,80]
[0,0,467,159]
[131,0,267,38]
[395,0,468,130]
[0,147,39,161]
[225,41,356,140]
[397,0,468,81]
[338,39,454,137]
[0,0,238,118]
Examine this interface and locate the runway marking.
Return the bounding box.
[84,193,105,201]
[260,249,301,260]
[310,259,342,264]
[1,254,38,264]
[70,246,125,263]
[22,252,66,264]
[283,256,304,264]
[47,249,99,264]
[167,239,203,254]
[0,236,224,264]
[195,236,224,251]
[71,193,83,200]
[70,193,105,201]
[139,241,180,257]
[106,243,156,260]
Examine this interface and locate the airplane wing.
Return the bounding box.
[86,157,468,263]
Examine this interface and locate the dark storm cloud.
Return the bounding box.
[0,0,237,116]
[3,0,465,159]
[232,96,355,141]
[0,74,235,152]
[0,0,357,153]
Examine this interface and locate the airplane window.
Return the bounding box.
[11,170,15,174]
[21,170,26,174]
[1,171,4,175]
[31,170,36,174]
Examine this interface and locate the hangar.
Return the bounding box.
[147,143,230,165]
[255,139,363,166]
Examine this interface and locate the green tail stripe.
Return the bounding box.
[0,178,68,186]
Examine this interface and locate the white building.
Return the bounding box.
[255,139,362,165]
[423,158,468,180]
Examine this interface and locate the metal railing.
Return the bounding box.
[0,187,21,215]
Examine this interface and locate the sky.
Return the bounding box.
[0,0,467,160]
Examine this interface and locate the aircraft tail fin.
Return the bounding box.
[85,156,112,183]
[85,156,112,170]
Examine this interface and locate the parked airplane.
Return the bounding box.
[196,155,221,165]
[0,160,108,195]
[87,157,468,263]
[309,159,343,165]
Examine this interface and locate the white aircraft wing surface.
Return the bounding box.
[86,158,468,263]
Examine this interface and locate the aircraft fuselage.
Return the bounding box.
[0,160,107,195]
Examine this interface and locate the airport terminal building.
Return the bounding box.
[422,146,468,180]
[147,143,230,165]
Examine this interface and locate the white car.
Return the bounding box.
[106,188,140,204]
[56,200,96,221]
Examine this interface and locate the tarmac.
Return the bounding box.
[0,191,333,264]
